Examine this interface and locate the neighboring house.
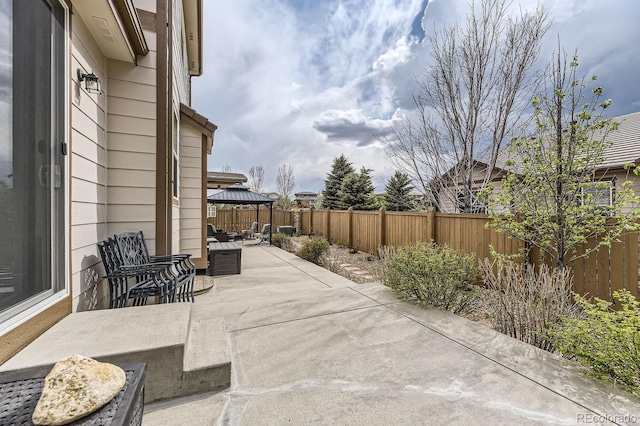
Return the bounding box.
[439,111,640,214]
[294,191,318,208]
[207,171,248,190]
[0,0,215,363]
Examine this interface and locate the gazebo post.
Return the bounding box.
[256,204,259,227]
[269,203,273,245]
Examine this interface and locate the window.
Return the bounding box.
[582,181,613,207]
[457,190,486,214]
[172,111,180,199]
[0,0,67,326]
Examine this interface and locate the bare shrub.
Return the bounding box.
[480,257,579,352]
[296,236,330,265]
[321,254,342,274]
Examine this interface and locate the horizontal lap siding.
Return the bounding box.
[106,28,157,254]
[71,15,109,311]
[179,126,203,266]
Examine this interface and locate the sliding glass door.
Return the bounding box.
[0,0,66,324]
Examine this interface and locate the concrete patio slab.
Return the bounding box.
[4,243,639,425]
[142,244,640,425]
[193,286,379,332]
[349,281,401,305]
[224,307,588,425]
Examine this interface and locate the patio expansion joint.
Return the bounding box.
[381,303,611,423]
[227,303,381,334]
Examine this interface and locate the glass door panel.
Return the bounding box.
[0,0,65,320]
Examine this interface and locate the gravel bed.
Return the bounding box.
[288,237,383,284]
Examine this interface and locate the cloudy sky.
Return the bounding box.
[192,0,640,195]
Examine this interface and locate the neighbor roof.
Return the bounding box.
[486,111,640,175]
[598,111,640,169]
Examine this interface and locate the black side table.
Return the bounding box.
[0,363,147,426]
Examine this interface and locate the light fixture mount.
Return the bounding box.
[77,69,102,95]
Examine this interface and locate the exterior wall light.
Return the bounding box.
[77,69,102,94]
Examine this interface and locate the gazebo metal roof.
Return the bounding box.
[207,184,275,244]
[207,184,275,205]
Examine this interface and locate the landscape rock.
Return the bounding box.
[32,354,126,425]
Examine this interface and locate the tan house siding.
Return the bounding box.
[106,27,158,253]
[179,124,204,267]
[600,169,640,214]
[439,164,502,213]
[453,166,640,215]
[70,14,109,312]
[168,0,190,255]
[172,204,181,254]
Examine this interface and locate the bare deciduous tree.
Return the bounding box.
[383,0,551,212]
[275,164,295,208]
[248,165,264,194]
[221,164,232,173]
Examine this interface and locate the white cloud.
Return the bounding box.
[193,0,640,193]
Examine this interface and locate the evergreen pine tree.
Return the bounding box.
[383,171,414,211]
[339,167,378,210]
[322,154,354,209]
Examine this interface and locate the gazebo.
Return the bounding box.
[206,184,275,244]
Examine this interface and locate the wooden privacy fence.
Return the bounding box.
[208,208,294,233]
[299,207,639,300]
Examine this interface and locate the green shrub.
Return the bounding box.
[382,242,477,315]
[547,291,640,394]
[271,232,291,250]
[480,258,579,352]
[296,236,330,265]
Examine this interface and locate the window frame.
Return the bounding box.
[581,180,614,208]
[456,189,487,214]
[172,108,180,201]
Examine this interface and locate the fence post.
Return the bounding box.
[378,207,386,249]
[309,207,314,235]
[426,207,435,242]
[348,207,354,248]
[325,209,331,242]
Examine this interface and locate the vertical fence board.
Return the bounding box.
[583,238,598,298]
[597,241,611,300]
[624,233,639,299]
[573,243,586,296]
[610,239,624,300]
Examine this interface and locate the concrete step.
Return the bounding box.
[180,316,231,395]
[0,303,232,403]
